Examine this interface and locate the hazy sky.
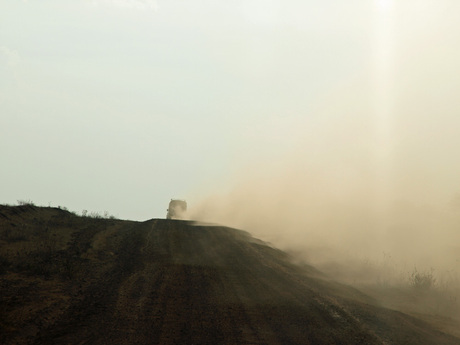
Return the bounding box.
[1,0,460,221]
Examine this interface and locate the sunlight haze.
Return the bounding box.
[2,0,459,232]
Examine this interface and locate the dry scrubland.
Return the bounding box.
[1,203,460,344]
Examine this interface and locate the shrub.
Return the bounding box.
[17,199,35,206]
[410,267,436,291]
[88,212,102,219]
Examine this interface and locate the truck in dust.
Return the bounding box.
[166,199,187,219]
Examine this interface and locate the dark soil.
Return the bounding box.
[1,205,459,344]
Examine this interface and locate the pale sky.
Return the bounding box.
[1,0,460,220]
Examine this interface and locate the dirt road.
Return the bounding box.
[1,206,459,344]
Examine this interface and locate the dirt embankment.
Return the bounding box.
[1,205,459,345]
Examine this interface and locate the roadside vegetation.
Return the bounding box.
[0,201,118,280]
[12,199,117,219]
[313,252,460,336]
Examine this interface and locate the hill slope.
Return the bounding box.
[0,205,459,345]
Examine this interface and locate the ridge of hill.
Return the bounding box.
[1,205,459,345]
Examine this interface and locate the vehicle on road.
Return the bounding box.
[166,199,187,219]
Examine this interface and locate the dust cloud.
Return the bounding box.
[188,108,460,322]
[189,141,460,275]
[188,79,460,295]
[188,1,460,321]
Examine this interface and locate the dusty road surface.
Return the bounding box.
[1,205,459,344]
